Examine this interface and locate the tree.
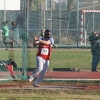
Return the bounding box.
[29,0,43,11]
[67,0,76,11]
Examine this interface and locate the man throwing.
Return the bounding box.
[28,29,54,87]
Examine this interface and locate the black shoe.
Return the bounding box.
[91,70,98,72]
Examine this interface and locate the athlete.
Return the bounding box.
[28,29,54,87]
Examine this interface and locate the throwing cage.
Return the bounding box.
[0,0,100,81]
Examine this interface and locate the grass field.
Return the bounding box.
[0,81,100,100]
[0,48,100,100]
[0,89,100,100]
[0,48,93,69]
[51,48,92,69]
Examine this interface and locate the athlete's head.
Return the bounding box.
[44,29,51,38]
[11,21,16,26]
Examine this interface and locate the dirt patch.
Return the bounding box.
[0,80,100,90]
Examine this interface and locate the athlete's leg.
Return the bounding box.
[34,60,49,85]
[29,56,43,82]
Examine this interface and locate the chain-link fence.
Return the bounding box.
[1,0,100,46]
[0,0,100,80]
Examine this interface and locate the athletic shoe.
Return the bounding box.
[28,77,33,82]
[91,70,98,72]
[33,83,40,87]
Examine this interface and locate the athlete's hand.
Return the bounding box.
[34,36,39,41]
[33,36,40,45]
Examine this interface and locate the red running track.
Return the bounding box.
[0,71,100,80]
[45,71,100,80]
[26,71,100,80]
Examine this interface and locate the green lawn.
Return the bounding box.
[0,48,93,69]
[0,88,100,100]
[51,48,92,69]
[0,80,100,100]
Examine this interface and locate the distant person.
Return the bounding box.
[2,21,13,50]
[11,21,19,43]
[89,31,100,72]
[28,29,54,87]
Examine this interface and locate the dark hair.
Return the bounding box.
[44,29,51,38]
[45,29,50,34]
[11,21,16,26]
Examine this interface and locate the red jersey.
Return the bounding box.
[37,43,52,60]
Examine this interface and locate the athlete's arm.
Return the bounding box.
[39,39,51,45]
[33,37,54,46]
[40,38,54,46]
[33,37,39,47]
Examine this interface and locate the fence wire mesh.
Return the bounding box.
[0,0,100,80]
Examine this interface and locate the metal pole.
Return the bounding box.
[77,0,79,47]
[44,0,48,29]
[4,0,6,21]
[26,0,29,34]
[67,11,71,39]
[93,0,94,31]
[84,30,87,46]
[51,0,52,32]
[44,1,46,30]
[59,0,61,43]
[22,0,27,80]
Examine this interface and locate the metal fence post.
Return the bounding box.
[22,31,27,80]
